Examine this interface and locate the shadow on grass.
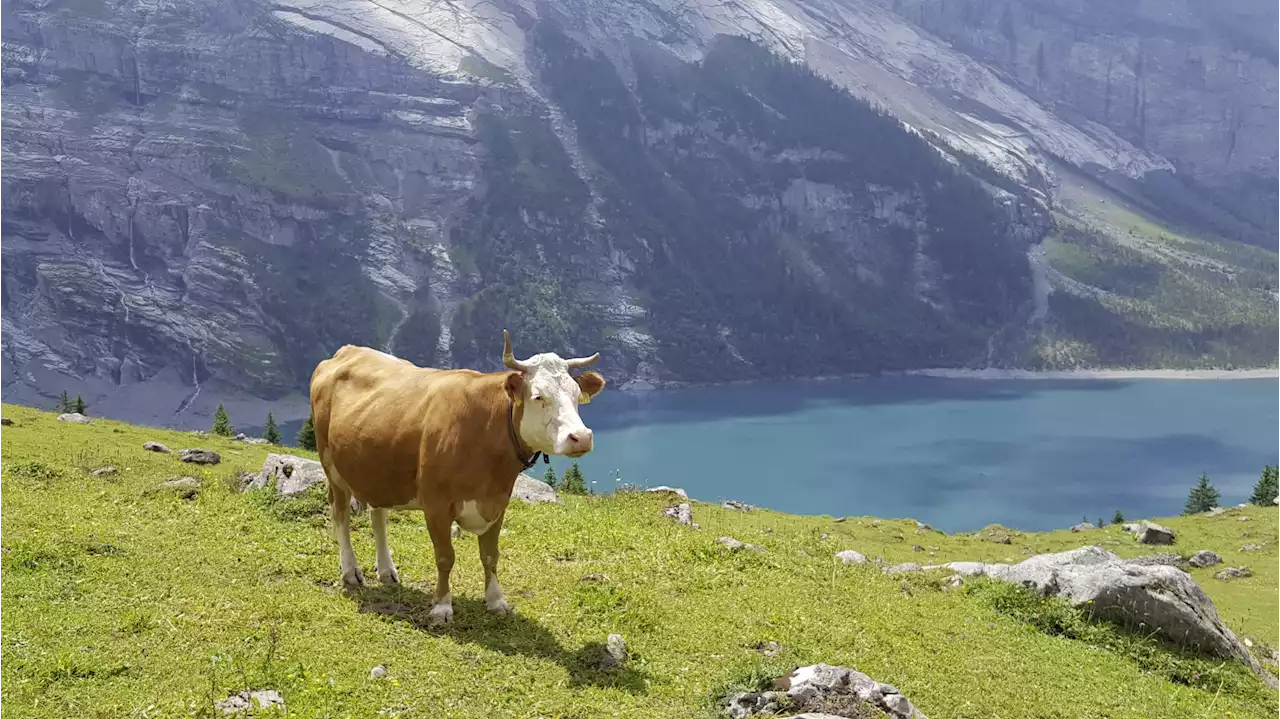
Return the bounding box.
[345,584,649,693]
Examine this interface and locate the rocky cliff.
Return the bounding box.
[2,0,1275,428]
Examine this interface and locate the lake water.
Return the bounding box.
[570,376,1278,532]
[274,376,1278,533]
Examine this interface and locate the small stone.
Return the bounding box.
[1206,507,1226,516]
[598,633,627,671]
[580,573,609,583]
[513,473,560,504]
[753,640,781,657]
[871,520,881,527]
[663,502,696,527]
[1244,637,1254,648]
[143,442,172,453]
[993,535,1012,545]
[1188,550,1221,568]
[911,544,924,552]
[1238,515,1251,522]
[722,499,754,511]
[57,413,92,424]
[883,562,922,575]
[369,665,388,679]
[451,524,463,540]
[162,477,200,499]
[90,466,119,477]
[942,574,965,590]
[1215,566,1252,580]
[835,550,868,565]
[646,486,688,499]
[216,689,285,715]
[179,448,221,465]
[718,536,764,552]
[1240,543,1263,552]
[833,516,848,523]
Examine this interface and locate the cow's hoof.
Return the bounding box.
[487,598,511,615]
[428,603,453,625]
[377,567,399,585]
[341,567,366,588]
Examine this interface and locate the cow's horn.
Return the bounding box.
[503,329,530,371]
[564,353,600,369]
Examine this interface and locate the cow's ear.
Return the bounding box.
[504,371,525,399]
[574,371,606,404]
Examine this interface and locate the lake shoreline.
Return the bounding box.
[619,366,1278,392]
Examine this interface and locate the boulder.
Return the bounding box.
[1206,507,1226,516]
[647,486,688,499]
[1215,566,1252,580]
[179,448,221,465]
[928,546,1270,684]
[1069,522,1095,532]
[143,442,172,453]
[89,466,119,477]
[512,473,560,504]
[252,454,326,496]
[835,550,868,566]
[1,417,13,426]
[1188,550,1221,568]
[1135,521,1176,545]
[718,536,765,553]
[1240,543,1263,552]
[234,433,269,445]
[662,502,697,527]
[57,412,92,424]
[162,476,201,499]
[754,663,929,719]
[882,562,922,575]
[1121,523,1140,533]
[216,690,285,715]
[722,500,754,511]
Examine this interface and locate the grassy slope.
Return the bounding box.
[2,404,1277,718]
[1033,169,1278,370]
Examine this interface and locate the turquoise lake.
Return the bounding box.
[564,376,1278,532]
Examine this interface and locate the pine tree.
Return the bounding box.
[58,390,71,413]
[296,416,317,451]
[73,395,86,415]
[561,462,588,495]
[1183,473,1220,515]
[1249,465,1278,506]
[263,412,281,445]
[1112,509,1125,525]
[212,403,234,437]
[542,465,559,488]
[1096,516,1104,529]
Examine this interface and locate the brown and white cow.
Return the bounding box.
[309,330,606,624]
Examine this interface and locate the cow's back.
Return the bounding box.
[310,346,464,507]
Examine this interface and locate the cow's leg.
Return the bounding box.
[424,510,455,625]
[478,511,510,615]
[370,508,399,585]
[330,482,364,587]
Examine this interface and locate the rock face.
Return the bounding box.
[252,453,326,496]
[511,474,560,504]
[931,546,1269,683]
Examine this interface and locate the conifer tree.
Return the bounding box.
[542,465,559,488]
[296,416,317,451]
[212,403,234,437]
[73,395,86,415]
[263,412,281,445]
[1112,509,1125,525]
[58,390,71,413]
[561,462,588,495]
[1183,473,1220,515]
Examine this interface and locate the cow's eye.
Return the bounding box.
[531,394,543,403]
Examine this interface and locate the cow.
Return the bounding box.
[309,330,606,625]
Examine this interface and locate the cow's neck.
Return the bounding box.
[505,395,542,470]
[470,372,539,476]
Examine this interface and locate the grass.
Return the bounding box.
[2,403,1277,718]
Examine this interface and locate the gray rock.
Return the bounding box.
[722,500,754,511]
[90,466,119,477]
[1240,543,1263,552]
[770,663,929,719]
[0,418,13,426]
[882,563,922,575]
[1125,553,1188,570]
[143,442,172,454]
[369,665,387,680]
[753,640,782,657]
[1135,521,1176,545]
[512,473,560,504]
[57,413,91,424]
[835,550,868,566]
[1188,550,1221,568]
[216,689,285,715]
[1206,507,1226,516]
[1215,567,1252,580]
[598,634,627,671]
[663,502,697,527]
[1238,515,1251,522]
[1121,523,1140,533]
[930,546,1271,684]
[647,486,688,499]
[179,449,221,466]
[162,476,201,499]
[718,536,764,553]
[580,573,609,583]
[252,454,325,496]
[233,433,269,445]
[1069,522,1095,533]
[911,544,924,552]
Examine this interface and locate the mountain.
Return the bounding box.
[2,0,1276,428]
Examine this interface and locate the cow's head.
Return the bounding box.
[502,330,605,458]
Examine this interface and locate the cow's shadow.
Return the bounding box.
[347,584,649,693]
